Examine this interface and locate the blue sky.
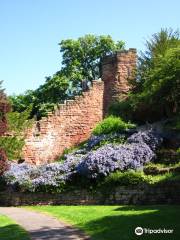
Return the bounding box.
[0,0,179,95]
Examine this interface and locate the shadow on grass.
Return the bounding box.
[82,205,180,240]
[0,224,90,240]
[29,226,90,240]
[0,224,30,240]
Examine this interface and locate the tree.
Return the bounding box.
[10,74,69,118]
[0,106,33,160]
[136,28,180,117]
[136,28,180,90]
[59,34,125,87]
[10,35,125,118]
[140,47,180,116]
[110,28,180,122]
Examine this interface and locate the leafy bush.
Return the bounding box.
[109,29,180,123]
[93,116,136,136]
[165,116,180,131]
[156,148,180,164]
[0,137,24,160]
[144,162,180,175]
[108,98,135,121]
[99,170,180,190]
[100,171,150,187]
[0,107,33,160]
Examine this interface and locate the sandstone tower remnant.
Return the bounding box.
[23,49,137,164]
[102,48,137,114]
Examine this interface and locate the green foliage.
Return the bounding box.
[99,170,180,190]
[10,75,69,119]
[144,162,180,175]
[0,137,24,160]
[93,116,136,135]
[60,34,125,85]
[137,47,180,117]
[100,171,149,187]
[108,98,135,121]
[9,90,35,113]
[137,28,180,89]
[156,148,180,165]
[165,115,180,131]
[6,106,33,135]
[10,35,125,119]
[111,28,180,123]
[138,29,180,116]
[0,107,33,160]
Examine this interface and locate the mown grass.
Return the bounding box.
[0,215,30,240]
[29,205,180,240]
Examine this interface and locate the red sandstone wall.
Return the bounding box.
[23,49,137,164]
[23,80,104,164]
[102,48,137,114]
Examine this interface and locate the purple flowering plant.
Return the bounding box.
[3,130,163,192]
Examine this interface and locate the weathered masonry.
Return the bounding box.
[23,49,137,164]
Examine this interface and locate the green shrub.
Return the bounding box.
[101,171,147,186]
[165,116,180,131]
[108,99,134,121]
[144,162,180,175]
[156,148,180,165]
[0,107,33,160]
[99,170,180,191]
[93,116,136,136]
[0,137,24,160]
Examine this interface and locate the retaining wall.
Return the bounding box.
[0,182,179,206]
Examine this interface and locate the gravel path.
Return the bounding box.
[0,207,90,240]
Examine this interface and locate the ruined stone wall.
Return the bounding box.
[23,81,104,164]
[102,48,136,114]
[23,49,137,164]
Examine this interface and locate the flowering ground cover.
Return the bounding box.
[28,205,180,240]
[3,130,163,193]
[0,215,30,240]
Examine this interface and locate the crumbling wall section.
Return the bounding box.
[23,80,104,164]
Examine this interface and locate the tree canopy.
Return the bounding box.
[110,28,180,122]
[60,35,124,85]
[10,35,125,118]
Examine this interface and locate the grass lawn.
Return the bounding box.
[29,205,180,240]
[0,215,30,240]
